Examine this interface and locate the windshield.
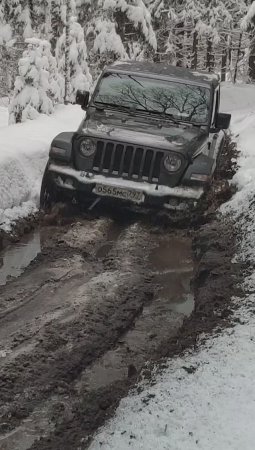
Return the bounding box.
[94,73,211,125]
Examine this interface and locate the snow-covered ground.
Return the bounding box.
[87,85,255,450]
[0,106,9,128]
[89,312,255,450]
[0,105,83,230]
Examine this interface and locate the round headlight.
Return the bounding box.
[80,139,96,157]
[164,154,182,172]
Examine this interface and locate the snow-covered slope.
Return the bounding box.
[0,105,84,230]
[89,314,255,450]
[87,84,255,450]
[0,105,8,128]
[221,84,255,270]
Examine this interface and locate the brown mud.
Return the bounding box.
[0,137,241,450]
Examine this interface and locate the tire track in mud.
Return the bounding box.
[0,215,195,450]
[0,135,240,450]
[23,218,239,450]
[0,218,174,447]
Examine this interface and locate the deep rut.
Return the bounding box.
[0,217,194,450]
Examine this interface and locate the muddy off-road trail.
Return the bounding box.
[0,141,240,450]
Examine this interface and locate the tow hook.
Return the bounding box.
[88,197,101,211]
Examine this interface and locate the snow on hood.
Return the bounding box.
[81,110,207,155]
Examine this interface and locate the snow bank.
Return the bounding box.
[0,106,8,128]
[0,105,83,230]
[88,83,255,450]
[90,310,255,450]
[221,84,255,270]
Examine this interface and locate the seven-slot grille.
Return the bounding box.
[92,141,164,183]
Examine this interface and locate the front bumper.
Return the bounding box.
[48,163,204,210]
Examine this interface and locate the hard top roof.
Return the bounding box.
[106,60,219,88]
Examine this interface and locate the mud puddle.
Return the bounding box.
[0,406,54,450]
[0,231,41,286]
[77,233,194,393]
[96,220,125,259]
[149,236,194,316]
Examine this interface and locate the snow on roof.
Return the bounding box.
[108,61,219,87]
[192,71,219,82]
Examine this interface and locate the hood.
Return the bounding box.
[79,109,208,157]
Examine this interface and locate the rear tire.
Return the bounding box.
[40,164,61,210]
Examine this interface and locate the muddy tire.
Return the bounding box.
[40,164,62,210]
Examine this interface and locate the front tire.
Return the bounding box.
[40,163,61,210]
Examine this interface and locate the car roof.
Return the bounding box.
[105,60,219,88]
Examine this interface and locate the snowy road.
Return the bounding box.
[0,84,254,450]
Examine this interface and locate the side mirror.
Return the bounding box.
[215,112,231,130]
[76,90,90,110]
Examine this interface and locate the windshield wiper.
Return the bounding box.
[135,109,181,125]
[94,102,204,126]
[94,101,133,113]
[94,102,181,125]
[141,110,205,127]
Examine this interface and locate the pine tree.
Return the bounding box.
[8,0,33,39]
[0,0,17,95]
[67,16,92,102]
[51,0,65,50]
[31,0,52,38]
[92,17,127,61]
[7,0,22,37]
[0,0,12,45]
[40,39,64,103]
[99,0,157,59]
[179,0,206,68]
[9,38,55,123]
[241,1,255,80]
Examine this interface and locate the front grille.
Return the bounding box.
[92,141,164,183]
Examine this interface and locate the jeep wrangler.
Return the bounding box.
[40,61,231,212]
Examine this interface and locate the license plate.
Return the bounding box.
[93,184,144,203]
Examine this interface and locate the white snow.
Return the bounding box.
[0,105,83,230]
[88,83,255,450]
[241,1,255,30]
[9,38,66,124]
[101,0,157,51]
[68,17,92,102]
[90,311,255,450]
[0,106,8,128]
[221,84,255,271]
[93,19,128,59]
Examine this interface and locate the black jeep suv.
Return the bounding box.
[40,61,231,212]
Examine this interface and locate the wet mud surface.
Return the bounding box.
[0,137,240,450]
